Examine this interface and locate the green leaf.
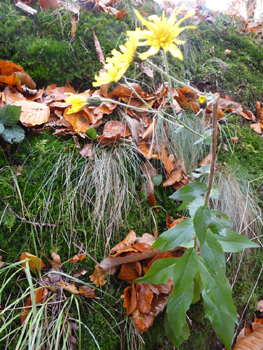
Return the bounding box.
[0,123,5,134]
[200,231,225,276]
[192,274,202,304]
[2,125,25,144]
[215,230,260,252]
[167,281,194,336]
[134,257,177,285]
[152,218,195,251]
[188,196,205,217]
[86,127,97,139]
[172,248,198,293]
[0,105,21,126]
[208,210,230,236]
[153,174,162,186]
[194,205,211,247]
[170,182,207,202]
[164,314,190,349]
[198,256,238,350]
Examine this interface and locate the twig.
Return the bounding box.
[0,198,57,228]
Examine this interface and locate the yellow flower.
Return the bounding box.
[64,94,102,114]
[199,96,207,109]
[64,93,89,114]
[93,38,137,87]
[127,5,195,60]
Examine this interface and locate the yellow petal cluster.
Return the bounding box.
[93,38,137,87]
[127,5,195,60]
[64,93,89,114]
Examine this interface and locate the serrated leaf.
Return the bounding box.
[194,205,211,247]
[215,230,260,252]
[86,127,97,139]
[153,174,162,186]
[164,314,190,349]
[201,231,225,276]
[0,105,21,126]
[134,257,177,285]
[152,218,195,251]
[167,281,194,336]
[198,256,238,350]
[0,123,4,134]
[2,125,25,144]
[170,182,207,202]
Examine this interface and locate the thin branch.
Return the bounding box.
[0,198,57,228]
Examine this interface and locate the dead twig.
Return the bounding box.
[0,198,57,228]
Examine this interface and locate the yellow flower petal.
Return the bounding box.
[64,93,89,114]
[127,7,195,60]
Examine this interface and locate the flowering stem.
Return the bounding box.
[146,58,214,98]
[99,97,203,138]
[162,50,178,119]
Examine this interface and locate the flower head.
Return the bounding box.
[65,93,89,114]
[93,38,137,87]
[65,94,102,114]
[127,5,195,60]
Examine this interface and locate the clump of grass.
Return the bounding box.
[211,164,262,236]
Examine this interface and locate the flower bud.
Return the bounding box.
[199,96,207,109]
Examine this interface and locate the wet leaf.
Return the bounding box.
[20,252,46,272]
[69,253,87,263]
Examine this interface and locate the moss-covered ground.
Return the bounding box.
[0,1,263,349]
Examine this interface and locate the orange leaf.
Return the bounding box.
[21,288,44,324]
[20,252,46,272]
[258,300,263,312]
[241,109,256,121]
[0,60,24,75]
[163,170,183,187]
[13,100,50,126]
[234,327,263,349]
[250,123,263,134]
[16,71,36,89]
[110,230,137,254]
[69,253,87,263]
[166,216,186,229]
[79,144,94,160]
[64,109,90,133]
[132,309,154,333]
[116,9,128,19]
[79,285,95,298]
[147,193,159,212]
[103,120,131,137]
[89,264,107,287]
[136,283,153,313]
[145,251,173,273]
[57,281,80,294]
[122,284,137,316]
[118,262,139,282]
[199,153,212,167]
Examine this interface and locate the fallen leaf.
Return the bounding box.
[199,153,212,166]
[12,100,50,126]
[118,262,139,282]
[89,264,107,287]
[147,193,159,212]
[16,166,23,176]
[79,285,95,298]
[110,230,137,254]
[132,309,154,333]
[57,281,80,294]
[229,136,239,143]
[20,252,46,272]
[123,284,137,315]
[103,120,131,137]
[79,144,94,159]
[69,253,87,263]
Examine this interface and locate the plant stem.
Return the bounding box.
[204,98,218,206]
[146,58,214,98]
[162,50,178,119]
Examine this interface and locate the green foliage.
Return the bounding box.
[0,1,129,90]
[136,182,259,350]
[0,105,24,143]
